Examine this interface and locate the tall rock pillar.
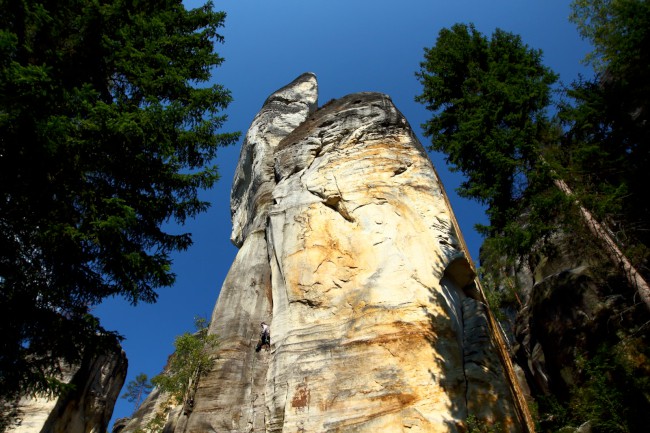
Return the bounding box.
[260,86,517,432]
[121,73,520,433]
[186,73,319,433]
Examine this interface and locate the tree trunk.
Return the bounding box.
[553,177,650,312]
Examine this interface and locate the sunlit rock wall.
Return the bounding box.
[260,85,517,433]
[120,73,520,433]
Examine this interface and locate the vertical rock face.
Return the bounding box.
[263,90,510,433]
[230,73,319,247]
[503,234,650,405]
[120,74,520,433]
[193,73,319,433]
[9,344,127,433]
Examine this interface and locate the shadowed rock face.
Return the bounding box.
[506,234,650,406]
[117,74,519,433]
[9,344,127,433]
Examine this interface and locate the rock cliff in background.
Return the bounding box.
[118,73,521,433]
[9,343,127,433]
[484,229,650,431]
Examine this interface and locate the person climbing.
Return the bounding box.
[255,322,270,352]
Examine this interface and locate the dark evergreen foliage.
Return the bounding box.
[415,23,564,254]
[560,0,650,277]
[417,2,650,431]
[0,0,238,400]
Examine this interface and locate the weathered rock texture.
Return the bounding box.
[9,344,127,433]
[118,73,520,433]
[498,232,650,405]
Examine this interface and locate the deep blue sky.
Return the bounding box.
[96,0,592,426]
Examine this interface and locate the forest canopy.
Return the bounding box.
[416,1,650,431]
[0,0,238,400]
[416,1,649,275]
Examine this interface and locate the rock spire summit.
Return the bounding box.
[230,72,318,246]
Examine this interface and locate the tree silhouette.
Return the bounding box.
[121,373,153,413]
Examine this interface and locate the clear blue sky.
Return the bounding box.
[95,0,592,426]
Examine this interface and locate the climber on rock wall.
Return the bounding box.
[255,322,270,352]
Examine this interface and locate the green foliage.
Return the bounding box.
[570,0,650,78]
[570,0,615,70]
[133,407,167,433]
[418,12,650,433]
[416,9,650,273]
[466,413,503,433]
[570,352,629,433]
[141,317,218,432]
[0,0,238,399]
[480,274,516,323]
[121,373,153,413]
[536,340,650,433]
[139,409,168,433]
[415,23,560,246]
[152,317,218,403]
[561,0,650,273]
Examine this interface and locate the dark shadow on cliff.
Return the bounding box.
[424,274,523,433]
[423,284,468,433]
[515,265,650,433]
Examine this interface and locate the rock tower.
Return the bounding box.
[118,73,520,433]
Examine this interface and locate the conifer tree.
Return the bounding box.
[415,23,560,252]
[417,11,650,431]
[0,0,238,400]
[559,0,650,306]
[122,373,153,413]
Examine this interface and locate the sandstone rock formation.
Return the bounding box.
[499,232,650,406]
[8,343,127,433]
[118,73,521,433]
